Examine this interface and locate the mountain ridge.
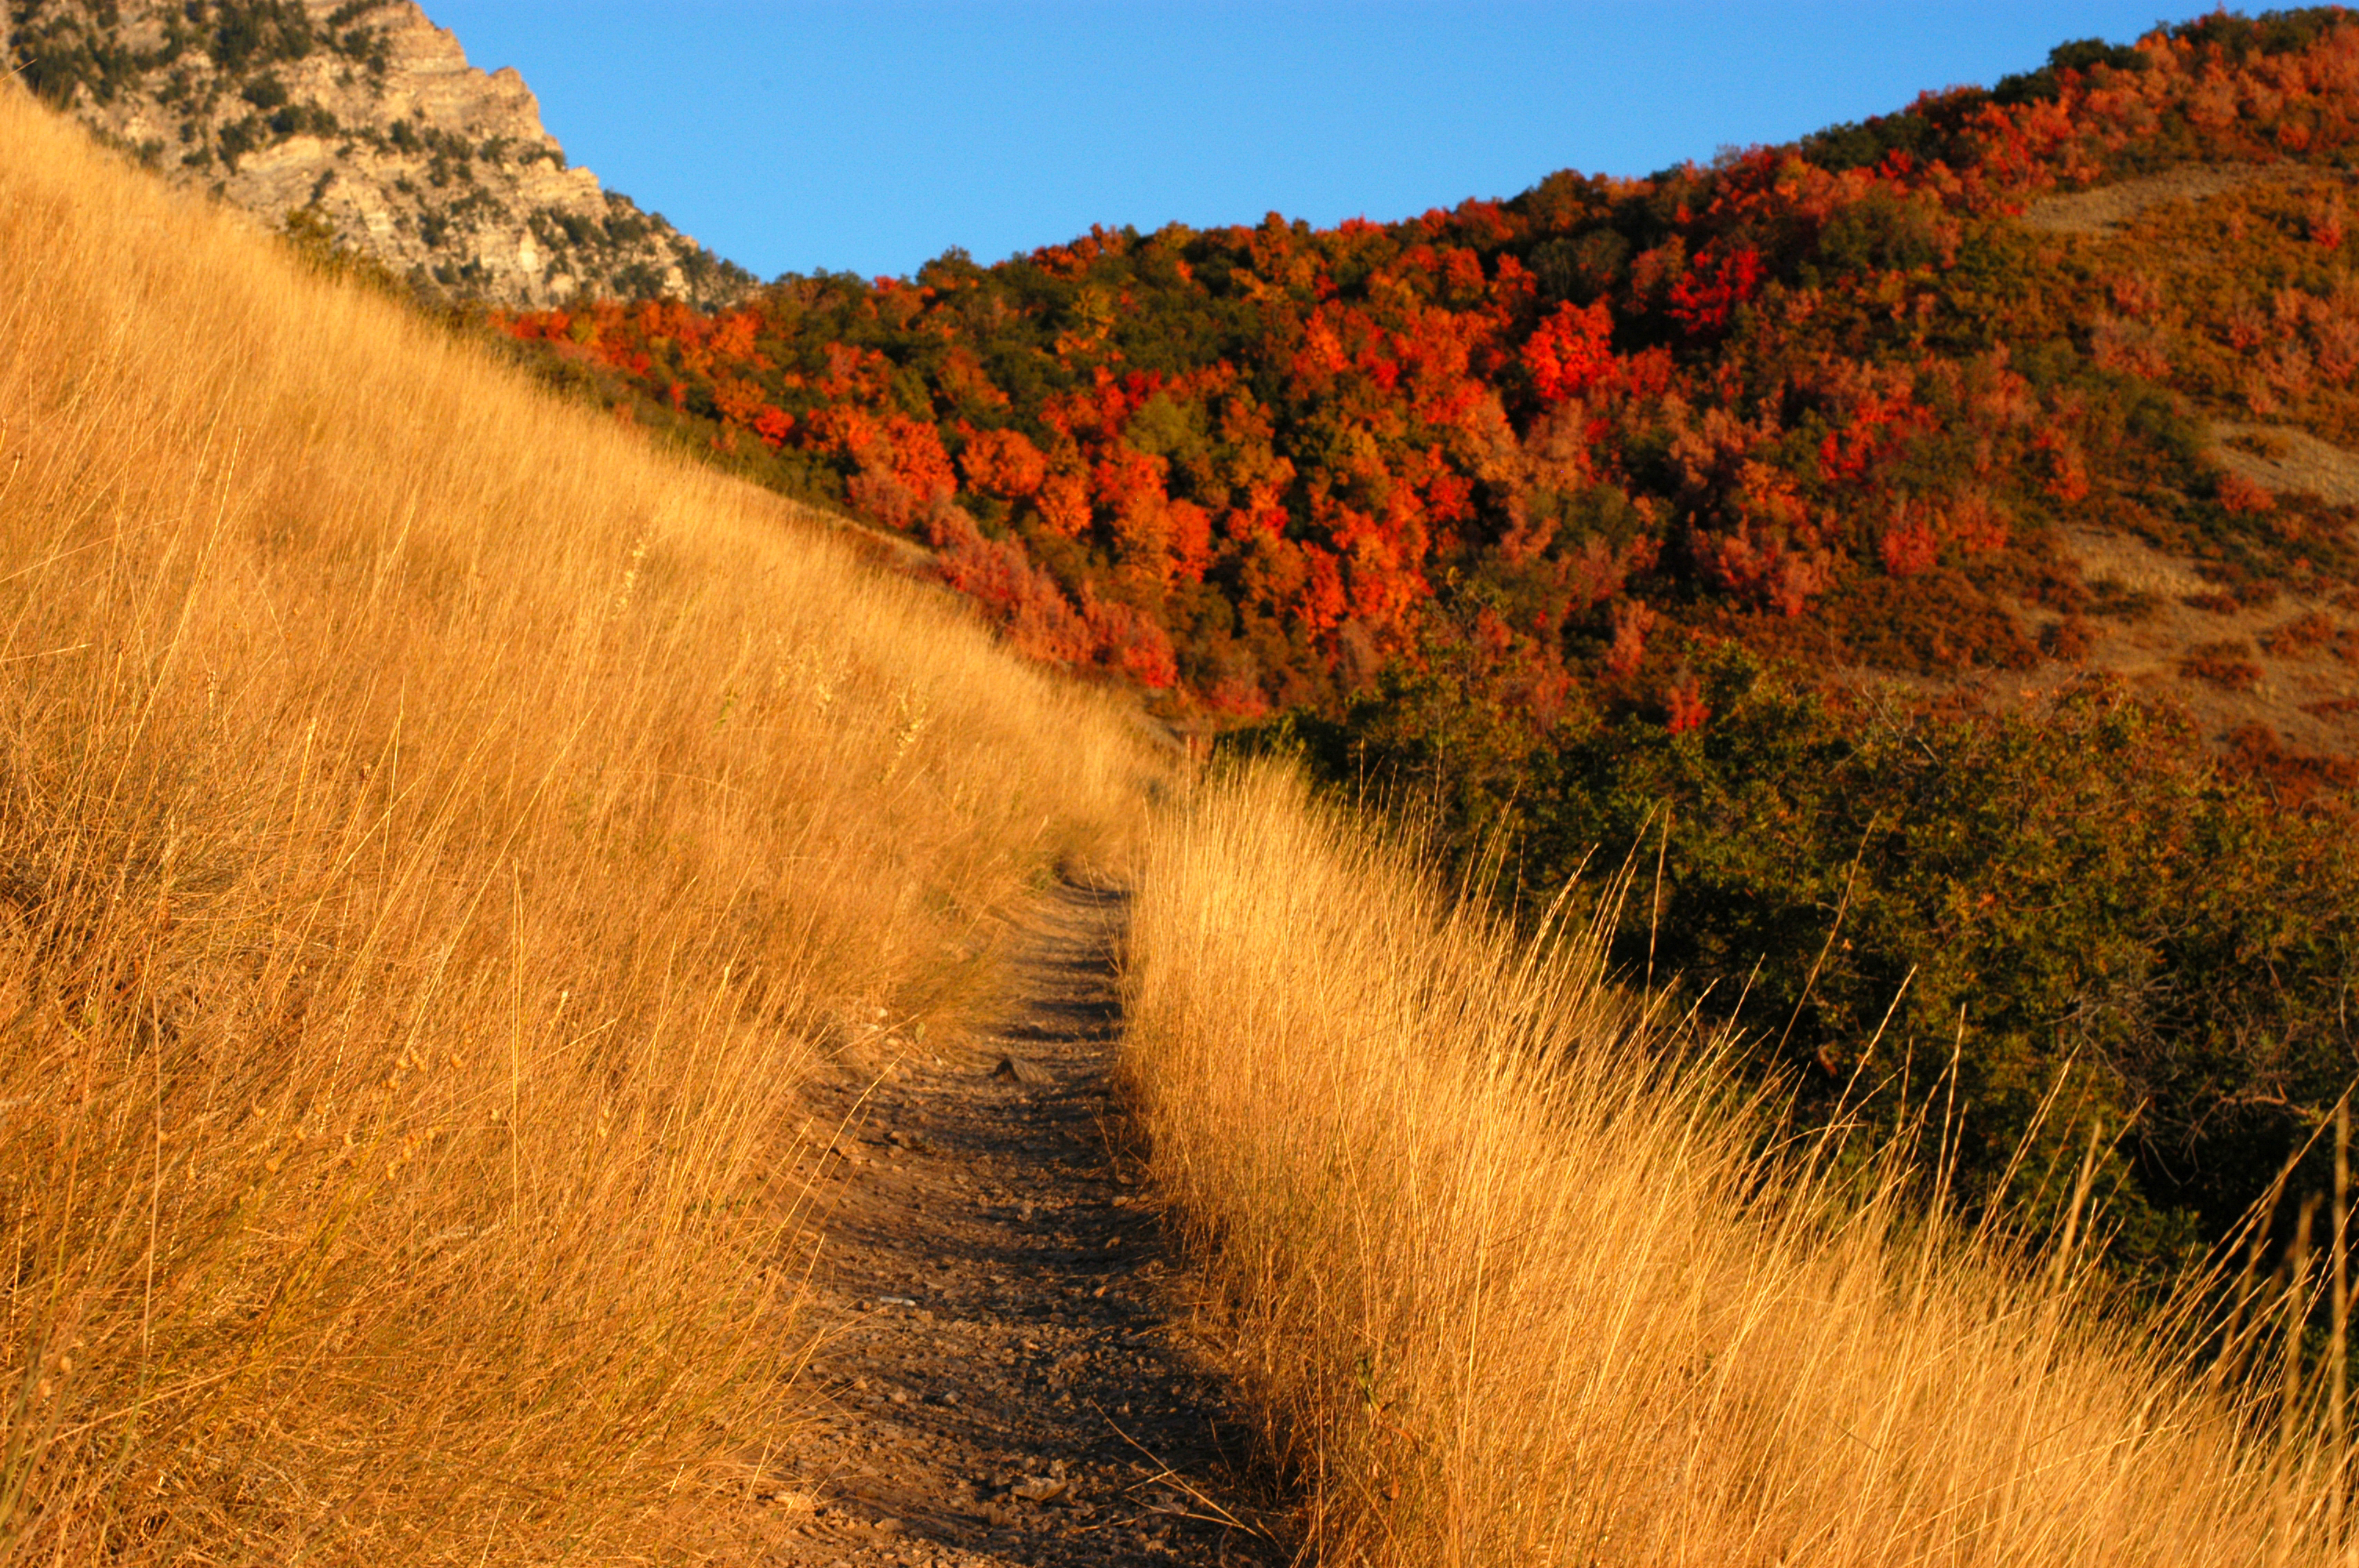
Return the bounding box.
[5,0,754,306]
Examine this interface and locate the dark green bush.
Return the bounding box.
[1802,111,1936,174]
[2172,6,2351,61]
[1257,647,2359,1283]
[1994,37,2150,107]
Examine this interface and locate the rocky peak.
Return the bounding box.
[5,0,754,308]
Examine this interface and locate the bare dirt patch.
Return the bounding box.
[1997,524,2359,759]
[700,884,1292,1568]
[2210,420,2359,507]
[2020,164,2277,234]
[2003,169,2359,768]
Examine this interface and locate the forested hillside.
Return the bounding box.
[492,9,2359,1276]
[500,11,2356,746]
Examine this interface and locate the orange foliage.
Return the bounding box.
[958,425,1049,499]
[485,9,2359,724]
[1523,301,1617,404]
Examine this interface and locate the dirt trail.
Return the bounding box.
[725,883,1292,1567]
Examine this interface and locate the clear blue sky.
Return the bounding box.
[422,2,2189,283]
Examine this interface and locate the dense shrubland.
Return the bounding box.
[495,10,2359,728]
[1270,648,2359,1279]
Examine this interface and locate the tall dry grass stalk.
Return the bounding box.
[0,84,1150,1561]
[1123,764,2350,1566]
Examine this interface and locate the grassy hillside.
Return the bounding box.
[0,78,1149,1562]
[20,16,2359,1567]
[1125,764,2357,1565]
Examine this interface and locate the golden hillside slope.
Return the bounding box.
[19,53,2359,1568]
[1125,766,2357,1566]
[0,81,1148,1562]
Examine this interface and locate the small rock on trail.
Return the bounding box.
[714,883,1292,1567]
[989,1053,1050,1087]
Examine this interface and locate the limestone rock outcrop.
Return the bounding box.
[6,0,754,307]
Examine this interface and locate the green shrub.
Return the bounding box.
[1257,647,2359,1283]
[1994,37,2150,107]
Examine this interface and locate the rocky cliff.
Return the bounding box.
[6,0,754,307]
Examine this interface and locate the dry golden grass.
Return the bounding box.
[0,83,1151,1562]
[21,51,2354,1566]
[1123,763,2354,1566]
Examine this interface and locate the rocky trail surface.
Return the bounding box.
[718,883,1293,1568]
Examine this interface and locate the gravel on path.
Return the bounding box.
[718,883,1293,1568]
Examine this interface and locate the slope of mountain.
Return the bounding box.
[14,23,2359,1566]
[5,0,753,306]
[486,9,2359,771]
[475,9,2359,1275]
[1127,765,2359,1566]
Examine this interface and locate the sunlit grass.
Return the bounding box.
[0,81,1151,1563]
[1124,763,2357,1566]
